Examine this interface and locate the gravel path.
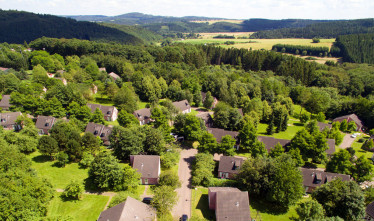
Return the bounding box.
[172,147,198,219]
[339,134,356,149]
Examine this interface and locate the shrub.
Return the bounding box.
[79,152,94,168]
[56,151,69,167]
[62,180,84,200]
[159,171,181,189]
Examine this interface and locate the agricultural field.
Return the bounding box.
[190,19,244,24]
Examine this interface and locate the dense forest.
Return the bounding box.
[251,19,374,39]
[0,10,144,44]
[331,33,374,64]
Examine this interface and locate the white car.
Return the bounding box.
[351,134,356,138]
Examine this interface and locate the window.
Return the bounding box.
[1,118,6,122]
[94,130,98,135]
[107,111,111,114]
[45,123,49,127]
[100,133,105,137]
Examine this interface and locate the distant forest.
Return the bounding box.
[332,33,374,64]
[251,19,374,39]
[0,10,145,44]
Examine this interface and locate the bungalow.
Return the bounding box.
[130,155,160,185]
[333,113,364,131]
[35,115,56,135]
[0,112,22,131]
[87,103,118,122]
[326,138,336,156]
[133,108,152,125]
[201,92,218,109]
[196,112,214,127]
[300,168,350,193]
[172,100,191,114]
[108,72,121,81]
[85,122,113,146]
[0,95,12,110]
[99,67,106,72]
[208,187,251,221]
[257,136,291,152]
[208,128,240,150]
[318,122,332,131]
[366,201,374,221]
[97,196,156,221]
[218,156,246,179]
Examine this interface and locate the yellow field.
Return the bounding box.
[197,32,253,39]
[190,19,244,24]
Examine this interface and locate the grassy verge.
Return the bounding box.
[191,187,215,221]
[47,193,109,221]
[27,151,89,189]
[257,118,304,140]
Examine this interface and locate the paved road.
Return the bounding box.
[339,134,356,149]
[172,147,198,219]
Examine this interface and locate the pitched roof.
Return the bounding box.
[207,128,239,143]
[318,122,332,131]
[300,168,350,189]
[172,100,191,112]
[238,108,244,117]
[367,201,374,218]
[87,103,116,118]
[109,72,121,80]
[97,196,156,221]
[35,115,56,130]
[333,113,363,128]
[85,122,113,145]
[257,136,291,152]
[133,108,152,121]
[131,155,160,179]
[215,191,251,221]
[326,139,336,155]
[208,187,242,193]
[0,67,9,71]
[0,95,12,109]
[218,156,246,174]
[196,112,213,124]
[0,112,22,126]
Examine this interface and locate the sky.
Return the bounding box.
[1,0,373,19]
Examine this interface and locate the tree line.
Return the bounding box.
[272,44,330,57]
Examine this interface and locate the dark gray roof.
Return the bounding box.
[0,112,22,126]
[35,115,56,130]
[333,113,363,128]
[208,187,241,193]
[300,168,350,189]
[133,108,152,121]
[130,155,160,179]
[215,191,251,221]
[326,139,336,155]
[85,122,112,145]
[172,100,191,112]
[208,128,239,143]
[0,95,12,109]
[87,103,116,118]
[97,196,156,221]
[218,156,246,174]
[318,122,332,131]
[257,136,291,152]
[367,201,374,218]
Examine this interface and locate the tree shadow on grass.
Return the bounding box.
[303,162,318,169]
[94,97,113,105]
[250,196,289,216]
[293,122,304,127]
[31,154,50,163]
[196,194,215,221]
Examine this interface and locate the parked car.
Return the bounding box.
[180,214,188,221]
[142,197,152,204]
[351,134,357,138]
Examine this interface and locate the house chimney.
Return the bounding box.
[235,202,239,207]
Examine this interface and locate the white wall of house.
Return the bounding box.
[111,107,118,121]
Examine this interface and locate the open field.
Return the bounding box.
[197,32,253,39]
[27,151,89,189]
[47,193,109,221]
[190,19,244,24]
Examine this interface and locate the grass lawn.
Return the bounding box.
[351,134,372,160]
[106,120,119,126]
[191,187,215,221]
[27,151,89,189]
[92,94,115,106]
[138,101,149,109]
[47,193,109,221]
[257,118,304,140]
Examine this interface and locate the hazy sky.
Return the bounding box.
[1,0,373,19]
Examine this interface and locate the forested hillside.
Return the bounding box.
[331,33,374,64]
[100,23,163,43]
[251,19,374,39]
[0,10,144,44]
[241,19,332,32]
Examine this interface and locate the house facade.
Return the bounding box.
[0,112,22,131]
[85,122,113,146]
[133,108,152,125]
[218,156,246,179]
[87,103,118,121]
[333,113,364,131]
[35,115,56,135]
[172,100,191,114]
[130,155,160,185]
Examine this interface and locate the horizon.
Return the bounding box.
[1,0,374,20]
